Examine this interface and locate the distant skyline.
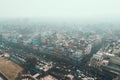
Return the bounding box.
[0,0,120,20]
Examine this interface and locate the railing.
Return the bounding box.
[21,74,37,80]
[0,72,9,80]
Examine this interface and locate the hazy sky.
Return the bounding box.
[0,0,120,19]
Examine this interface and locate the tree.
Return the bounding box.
[25,55,37,69]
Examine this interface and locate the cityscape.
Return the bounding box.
[0,19,120,80]
[0,0,120,80]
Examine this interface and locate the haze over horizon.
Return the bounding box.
[0,0,120,20]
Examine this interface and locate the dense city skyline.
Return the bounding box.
[0,0,120,80]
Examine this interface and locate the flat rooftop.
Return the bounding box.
[0,57,23,80]
[41,75,57,80]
